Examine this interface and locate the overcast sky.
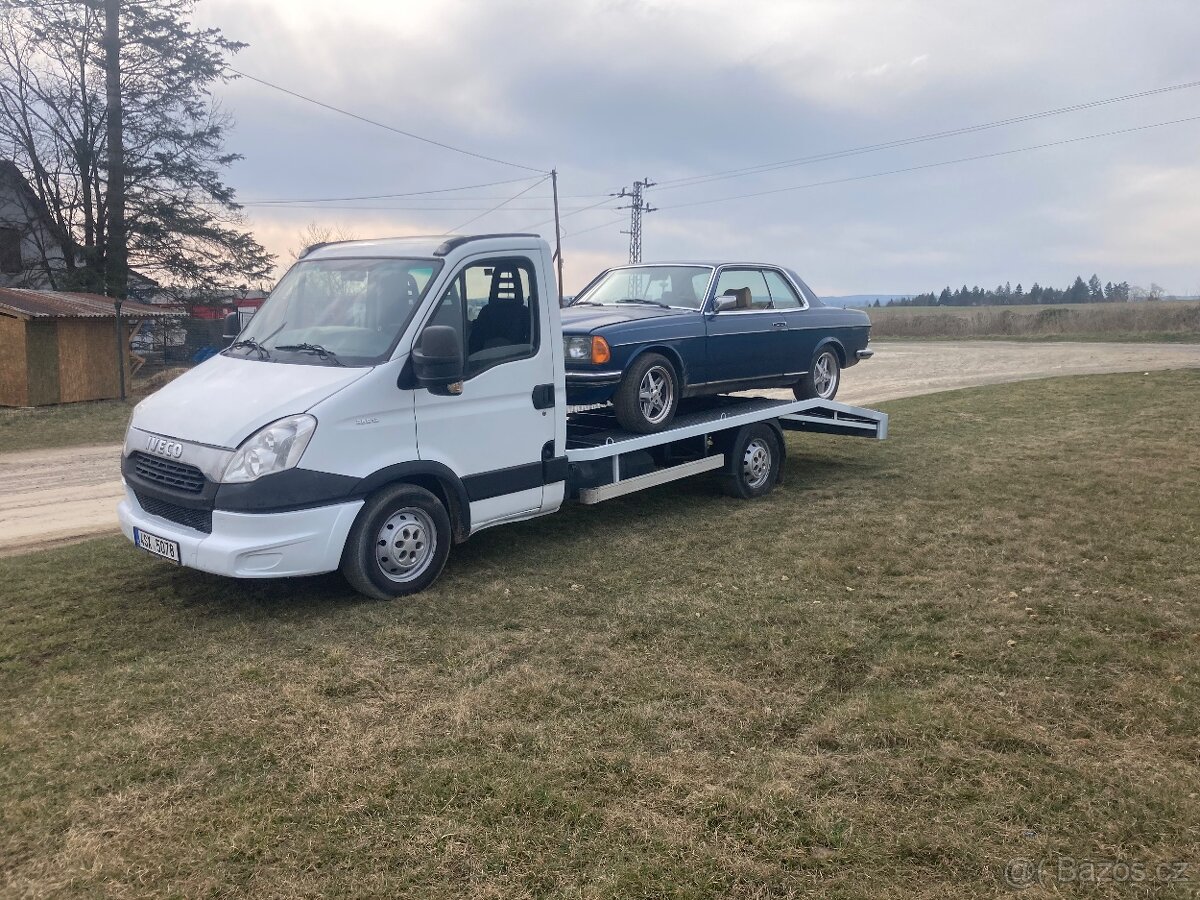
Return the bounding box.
[194,0,1200,297]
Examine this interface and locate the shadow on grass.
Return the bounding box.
[109,441,887,623]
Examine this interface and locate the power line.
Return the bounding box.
[563,216,628,239]
[654,77,1200,192]
[229,67,548,174]
[443,175,551,235]
[515,194,620,231]
[242,204,581,212]
[243,175,545,205]
[655,113,1200,211]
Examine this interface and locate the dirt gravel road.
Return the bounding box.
[3,339,1197,557]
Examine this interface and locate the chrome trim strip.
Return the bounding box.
[706,265,811,313]
[564,370,622,382]
[125,427,235,483]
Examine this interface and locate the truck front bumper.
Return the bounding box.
[118,483,364,579]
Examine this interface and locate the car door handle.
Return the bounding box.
[772,322,787,329]
[532,383,555,409]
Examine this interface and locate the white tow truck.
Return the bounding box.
[118,234,887,599]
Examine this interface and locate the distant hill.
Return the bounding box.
[823,294,915,308]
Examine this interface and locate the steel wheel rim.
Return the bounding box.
[638,365,674,424]
[742,437,772,489]
[813,352,839,398]
[375,507,436,583]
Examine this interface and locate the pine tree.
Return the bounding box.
[0,0,273,296]
[1088,274,1103,300]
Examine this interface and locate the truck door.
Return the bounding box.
[413,253,557,528]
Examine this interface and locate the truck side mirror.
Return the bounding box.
[412,325,464,392]
[222,311,241,345]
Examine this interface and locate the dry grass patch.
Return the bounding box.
[868,299,1200,342]
[1,371,1198,897]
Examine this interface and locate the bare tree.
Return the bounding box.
[0,0,272,298]
[289,222,357,261]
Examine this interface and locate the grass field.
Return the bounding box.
[0,397,133,453]
[2,372,1198,897]
[0,369,186,453]
[866,299,1200,342]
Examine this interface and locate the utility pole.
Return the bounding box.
[550,168,564,304]
[104,0,127,400]
[614,178,655,264]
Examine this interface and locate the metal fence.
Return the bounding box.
[130,316,230,377]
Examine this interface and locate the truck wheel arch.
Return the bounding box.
[354,462,471,543]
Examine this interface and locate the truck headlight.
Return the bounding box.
[222,414,316,484]
[563,335,610,364]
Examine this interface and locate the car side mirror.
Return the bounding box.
[713,295,738,313]
[412,325,464,393]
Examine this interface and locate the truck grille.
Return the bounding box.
[132,452,206,493]
[135,492,213,534]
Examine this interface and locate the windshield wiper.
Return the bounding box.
[275,342,344,365]
[229,338,270,360]
[615,298,671,309]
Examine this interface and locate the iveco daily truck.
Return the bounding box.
[119,234,886,599]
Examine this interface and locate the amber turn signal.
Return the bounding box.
[590,336,611,365]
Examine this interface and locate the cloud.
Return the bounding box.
[195,0,1200,293]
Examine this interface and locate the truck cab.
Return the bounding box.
[120,234,568,596]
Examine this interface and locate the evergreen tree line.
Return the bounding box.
[887,275,1140,308]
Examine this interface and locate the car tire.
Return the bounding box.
[793,347,841,400]
[340,483,452,600]
[614,352,680,433]
[720,423,782,499]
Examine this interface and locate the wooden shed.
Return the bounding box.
[0,288,179,406]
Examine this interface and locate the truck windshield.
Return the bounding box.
[229,257,442,366]
[573,265,712,310]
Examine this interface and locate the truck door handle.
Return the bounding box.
[772,322,787,329]
[532,383,555,409]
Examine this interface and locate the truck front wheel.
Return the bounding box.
[341,484,452,600]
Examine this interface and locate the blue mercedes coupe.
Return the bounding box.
[561,262,874,433]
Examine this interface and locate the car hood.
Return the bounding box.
[129,352,371,449]
[560,303,692,332]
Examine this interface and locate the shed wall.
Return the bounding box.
[0,314,28,405]
[25,319,60,405]
[57,318,122,402]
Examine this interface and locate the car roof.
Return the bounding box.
[611,261,789,269]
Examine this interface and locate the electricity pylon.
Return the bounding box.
[614,179,656,263]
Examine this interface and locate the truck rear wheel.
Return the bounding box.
[720,423,781,499]
[341,484,452,600]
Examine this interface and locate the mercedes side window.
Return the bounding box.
[763,270,803,309]
[714,268,772,310]
[426,257,540,377]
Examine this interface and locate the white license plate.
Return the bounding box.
[133,527,181,565]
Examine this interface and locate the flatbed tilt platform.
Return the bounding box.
[563,395,888,504]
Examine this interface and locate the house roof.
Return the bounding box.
[0,287,184,319]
